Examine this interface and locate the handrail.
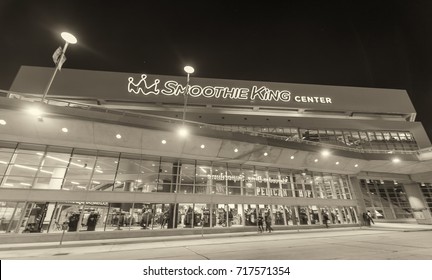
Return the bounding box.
[0,89,422,155]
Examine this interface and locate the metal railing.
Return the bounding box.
[0,89,421,156]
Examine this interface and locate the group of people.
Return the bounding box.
[257,209,274,233]
[363,211,375,226]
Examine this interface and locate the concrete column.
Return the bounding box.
[404,183,432,224]
[349,176,367,221]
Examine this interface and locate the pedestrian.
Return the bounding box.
[265,210,273,233]
[257,214,264,233]
[362,212,372,226]
[367,211,375,225]
[322,211,329,228]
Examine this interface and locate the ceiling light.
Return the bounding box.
[392,158,401,163]
[161,140,167,144]
[200,144,205,149]
[178,126,188,137]
[234,148,239,153]
[314,159,318,162]
[0,119,6,125]
[264,152,268,156]
[321,150,330,156]
[61,127,68,133]
[336,161,339,165]
[290,155,295,159]
[354,164,359,167]
[27,106,43,117]
[116,134,122,139]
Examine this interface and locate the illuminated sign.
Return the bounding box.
[128,74,332,104]
[206,174,289,184]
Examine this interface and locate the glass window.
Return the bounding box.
[227,166,242,196]
[157,160,178,193]
[243,167,256,196]
[179,162,195,194]
[268,169,281,197]
[62,150,97,191]
[0,152,13,176]
[280,171,293,197]
[243,204,258,226]
[323,175,334,199]
[195,162,211,194]
[255,168,268,196]
[210,164,227,195]
[0,201,25,233]
[293,174,304,197]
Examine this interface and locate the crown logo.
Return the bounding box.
[128,74,160,95]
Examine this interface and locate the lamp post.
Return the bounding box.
[41,32,77,103]
[179,65,194,137]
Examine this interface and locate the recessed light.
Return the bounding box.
[27,107,43,117]
[392,158,401,163]
[178,126,188,137]
[314,159,319,162]
[354,164,358,167]
[116,134,122,139]
[200,144,205,149]
[161,140,167,144]
[321,150,330,156]
[336,161,339,165]
[290,155,295,159]
[0,119,6,125]
[234,148,239,153]
[264,152,268,156]
[61,127,68,133]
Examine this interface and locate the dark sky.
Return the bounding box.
[1,1,432,140]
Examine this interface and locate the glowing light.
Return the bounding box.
[178,126,188,137]
[314,159,319,163]
[290,155,295,159]
[336,161,339,165]
[354,164,359,167]
[161,140,167,144]
[264,152,268,156]
[116,134,122,139]
[321,150,330,156]
[184,66,195,74]
[61,32,77,44]
[62,127,68,133]
[234,148,239,153]
[392,158,401,163]
[200,144,205,149]
[27,106,43,117]
[0,119,6,125]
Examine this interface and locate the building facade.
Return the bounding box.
[0,66,431,242]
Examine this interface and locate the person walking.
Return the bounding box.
[322,211,329,228]
[367,211,375,225]
[257,214,264,233]
[265,210,274,233]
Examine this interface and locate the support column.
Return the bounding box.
[349,176,366,224]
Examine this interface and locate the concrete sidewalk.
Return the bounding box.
[0,222,430,253]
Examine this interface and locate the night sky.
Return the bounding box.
[1,1,432,140]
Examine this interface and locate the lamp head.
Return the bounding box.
[61,32,78,44]
[184,66,194,74]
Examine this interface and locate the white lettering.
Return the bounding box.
[128,75,334,104]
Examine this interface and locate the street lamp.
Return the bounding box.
[40,31,77,103]
[179,65,194,137]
